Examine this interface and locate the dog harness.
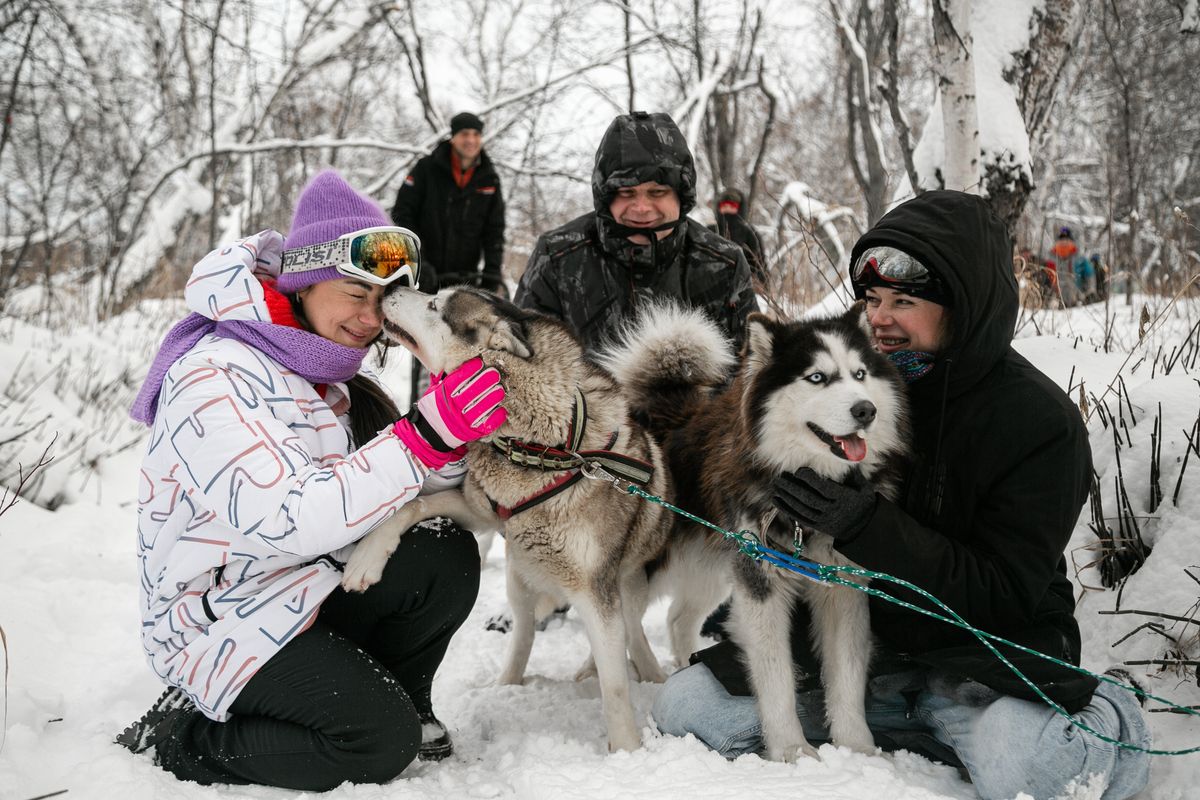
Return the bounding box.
[488,389,654,520]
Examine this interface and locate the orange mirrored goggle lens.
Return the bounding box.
[350,231,418,284]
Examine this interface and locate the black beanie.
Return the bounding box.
[450,112,484,135]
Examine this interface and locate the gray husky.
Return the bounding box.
[604,302,909,762]
[342,287,731,752]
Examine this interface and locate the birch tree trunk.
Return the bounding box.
[991,0,1086,226]
[910,0,1084,228]
[932,0,978,194]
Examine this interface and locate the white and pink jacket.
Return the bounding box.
[135,231,461,721]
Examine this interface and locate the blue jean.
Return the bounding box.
[652,663,1151,800]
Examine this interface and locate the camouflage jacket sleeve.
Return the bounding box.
[513,235,563,319]
[727,249,756,351]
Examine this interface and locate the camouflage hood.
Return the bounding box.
[590,112,696,271]
[590,112,697,216]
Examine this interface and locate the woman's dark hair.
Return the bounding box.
[288,294,400,448]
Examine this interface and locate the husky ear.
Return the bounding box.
[844,300,871,337]
[486,317,532,359]
[743,313,775,377]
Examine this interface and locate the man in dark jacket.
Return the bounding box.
[391,111,506,295]
[712,187,766,286]
[514,111,755,356]
[653,191,1150,800]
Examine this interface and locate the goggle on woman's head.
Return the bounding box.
[281,226,422,288]
[851,246,952,307]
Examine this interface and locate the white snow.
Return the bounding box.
[1,292,1198,799]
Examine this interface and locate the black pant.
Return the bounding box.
[154,521,481,790]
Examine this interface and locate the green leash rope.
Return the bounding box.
[596,474,1199,757]
[821,564,1200,757]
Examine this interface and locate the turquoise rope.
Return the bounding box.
[622,482,1199,757]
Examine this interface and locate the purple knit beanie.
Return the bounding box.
[278,170,392,293]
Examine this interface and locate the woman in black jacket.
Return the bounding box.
[653,191,1150,800]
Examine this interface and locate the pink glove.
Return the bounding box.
[392,357,508,469]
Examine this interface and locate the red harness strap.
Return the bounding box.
[486,390,655,521]
[491,470,586,521]
[490,430,621,521]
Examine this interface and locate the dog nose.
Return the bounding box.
[851,400,876,426]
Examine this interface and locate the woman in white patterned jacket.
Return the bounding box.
[117,170,507,789]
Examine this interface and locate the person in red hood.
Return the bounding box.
[1052,226,1081,306]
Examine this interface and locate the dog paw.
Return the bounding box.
[632,660,667,684]
[340,558,384,592]
[608,734,641,753]
[607,724,642,753]
[341,536,392,592]
[831,722,875,754]
[767,739,820,763]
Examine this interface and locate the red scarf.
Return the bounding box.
[451,150,477,189]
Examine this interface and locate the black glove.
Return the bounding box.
[772,467,878,542]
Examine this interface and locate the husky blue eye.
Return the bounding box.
[854,368,866,380]
[806,372,825,384]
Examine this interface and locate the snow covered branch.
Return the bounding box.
[775,182,858,271]
[489,159,590,184]
[672,51,735,157]
[1183,0,1199,34]
[365,28,663,197]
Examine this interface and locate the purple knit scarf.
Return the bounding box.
[130,312,367,426]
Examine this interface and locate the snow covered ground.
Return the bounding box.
[1,292,1197,800]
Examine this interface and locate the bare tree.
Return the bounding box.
[831,0,891,224]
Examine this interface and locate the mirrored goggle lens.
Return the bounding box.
[852,247,930,284]
[349,231,419,285]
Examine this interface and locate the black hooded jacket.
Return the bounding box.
[700,191,1098,713]
[514,112,755,355]
[390,140,506,292]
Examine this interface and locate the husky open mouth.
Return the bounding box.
[383,318,418,350]
[806,422,868,462]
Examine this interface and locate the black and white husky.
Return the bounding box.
[604,302,909,761]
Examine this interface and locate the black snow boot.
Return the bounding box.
[1104,667,1148,707]
[416,710,454,761]
[412,686,453,762]
[115,686,194,755]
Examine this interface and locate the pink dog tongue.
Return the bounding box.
[835,435,868,462]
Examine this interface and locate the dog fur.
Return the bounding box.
[342,287,732,752]
[604,302,910,761]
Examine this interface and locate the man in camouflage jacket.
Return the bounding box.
[514,112,755,356]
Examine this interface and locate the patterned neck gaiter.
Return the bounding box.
[888,350,937,383]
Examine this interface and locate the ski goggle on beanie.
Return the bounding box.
[281,226,422,287]
[852,246,951,306]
